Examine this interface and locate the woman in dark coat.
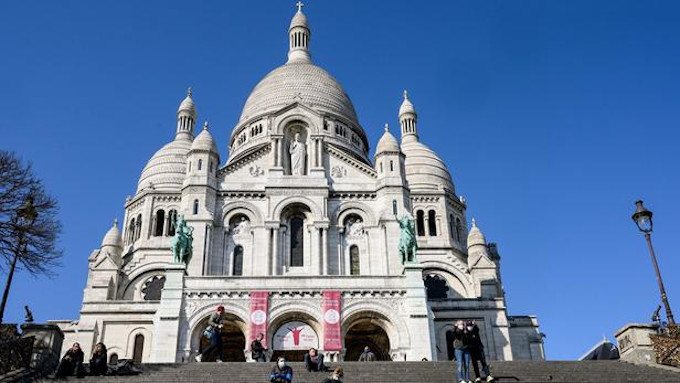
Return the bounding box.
[55,342,86,378]
[89,342,108,376]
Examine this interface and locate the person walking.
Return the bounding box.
[89,342,108,376]
[270,357,293,383]
[304,348,325,372]
[452,320,472,383]
[322,367,344,383]
[469,321,494,382]
[251,332,267,362]
[54,342,86,378]
[195,305,225,363]
[358,346,375,362]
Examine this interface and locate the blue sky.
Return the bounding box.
[1,1,679,360]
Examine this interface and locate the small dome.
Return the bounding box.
[137,138,192,192]
[399,90,416,117]
[467,219,487,248]
[401,140,454,192]
[178,88,196,116]
[375,124,400,154]
[101,219,123,248]
[290,10,308,30]
[191,122,219,153]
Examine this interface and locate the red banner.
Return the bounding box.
[249,291,269,348]
[322,290,342,351]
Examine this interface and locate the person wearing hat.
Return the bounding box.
[468,320,494,382]
[322,367,344,383]
[195,305,225,362]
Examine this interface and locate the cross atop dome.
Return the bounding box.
[203,121,209,130]
[187,87,192,97]
[384,123,389,132]
[296,1,304,12]
[403,89,408,100]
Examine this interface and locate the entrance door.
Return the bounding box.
[271,321,319,362]
[344,321,391,361]
[199,322,246,362]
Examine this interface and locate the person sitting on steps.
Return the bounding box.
[251,332,267,362]
[195,305,225,363]
[270,357,293,383]
[54,342,86,378]
[322,367,344,383]
[304,348,325,372]
[89,342,108,376]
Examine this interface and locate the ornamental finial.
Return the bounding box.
[384,123,389,132]
[187,87,193,97]
[403,89,408,100]
[203,121,209,130]
[296,1,304,12]
[113,218,118,228]
[471,218,477,228]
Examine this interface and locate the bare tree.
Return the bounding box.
[0,151,62,276]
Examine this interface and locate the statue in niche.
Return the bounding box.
[289,132,306,175]
[346,218,364,237]
[232,217,251,236]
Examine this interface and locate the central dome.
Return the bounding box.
[238,62,359,125]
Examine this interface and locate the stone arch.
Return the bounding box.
[222,201,264,227]
[184,303,250,360]
[333,201,378,227]
[271,196,323,222]
[268,300,323,361]
[274,110,320,136]
[126,326,152,362]
[120,265,167,300]
[341,300,409,351]
[421,261,473,299]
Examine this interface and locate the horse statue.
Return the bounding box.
[398,215,418,264]
[170,215,194,265]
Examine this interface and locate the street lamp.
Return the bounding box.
[632,200,675,326]
[0,196,38,324]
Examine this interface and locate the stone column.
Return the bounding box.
[321,228,328,275]
[151,263,186,362]
[403,264,435,361]
[271,228,279,275]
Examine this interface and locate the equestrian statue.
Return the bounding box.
[398,215,418,264]
[170,215,194,265]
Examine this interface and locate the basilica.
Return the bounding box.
[52,4,545,364]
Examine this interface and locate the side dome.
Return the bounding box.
[101,219,123,248]
[238,63,359,125]
[467,219,487,247]
[137,138,192,192]
[191,123,218,153]
[401,140,454,193]
[375,124,400,154]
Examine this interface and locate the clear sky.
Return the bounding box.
[1,1,679,360]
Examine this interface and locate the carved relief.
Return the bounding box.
[331,165,347,178]
[249,165,264,177]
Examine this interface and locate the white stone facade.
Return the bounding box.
[50,5,544,363]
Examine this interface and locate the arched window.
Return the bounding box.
[390,160,394,172]
[127,218,135,244]
[133,334,144,364]
[109,353,119,364]
[154,210,165,237]
[456,218,463,242]
[290,216,304,267]
[349,245,360,275]
[449,214,456,241]
[233,245,244,276]
[188,161,191,172]
[136,214,142,241]
[167,210,177,236]
[392,200,398,215]
[193,199,199,215]
[380,161,383,173]
[416,210,425,236]
[142,276,166,301]
[428,210,437,236]
[198,159,203,171]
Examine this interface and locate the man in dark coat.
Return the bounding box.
[195,305,225,362]
[468,320,494,382]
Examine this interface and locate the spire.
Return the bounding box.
[203,121,209,131]
[176,87,197,140]
[288,1,311,63]
[399,89,418,142]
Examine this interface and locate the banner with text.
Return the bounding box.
[322,290,342,351]
[249,291,269,348]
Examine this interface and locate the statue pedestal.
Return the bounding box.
[615,323,659,365]
[402,264,435,361]
[20,323,64,373]
[150,263,186,363]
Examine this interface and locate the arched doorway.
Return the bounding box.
[195,313,247,362]
[270,320,319,362]
[344,320,391,361]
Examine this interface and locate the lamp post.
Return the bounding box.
[0,196,38,324]
[632,200,675,326]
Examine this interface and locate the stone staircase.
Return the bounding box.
[32,361,680,383]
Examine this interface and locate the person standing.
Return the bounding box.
[251,332,267,362]
[195,305,225,363]
[322,367,344,383]
[358,346,375,362]
[54,342,86,378]
[452,320,472,383]
[89,342,108,376]
[469,320,494,382]
[303,348,325,372]
[270,357,293,383]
